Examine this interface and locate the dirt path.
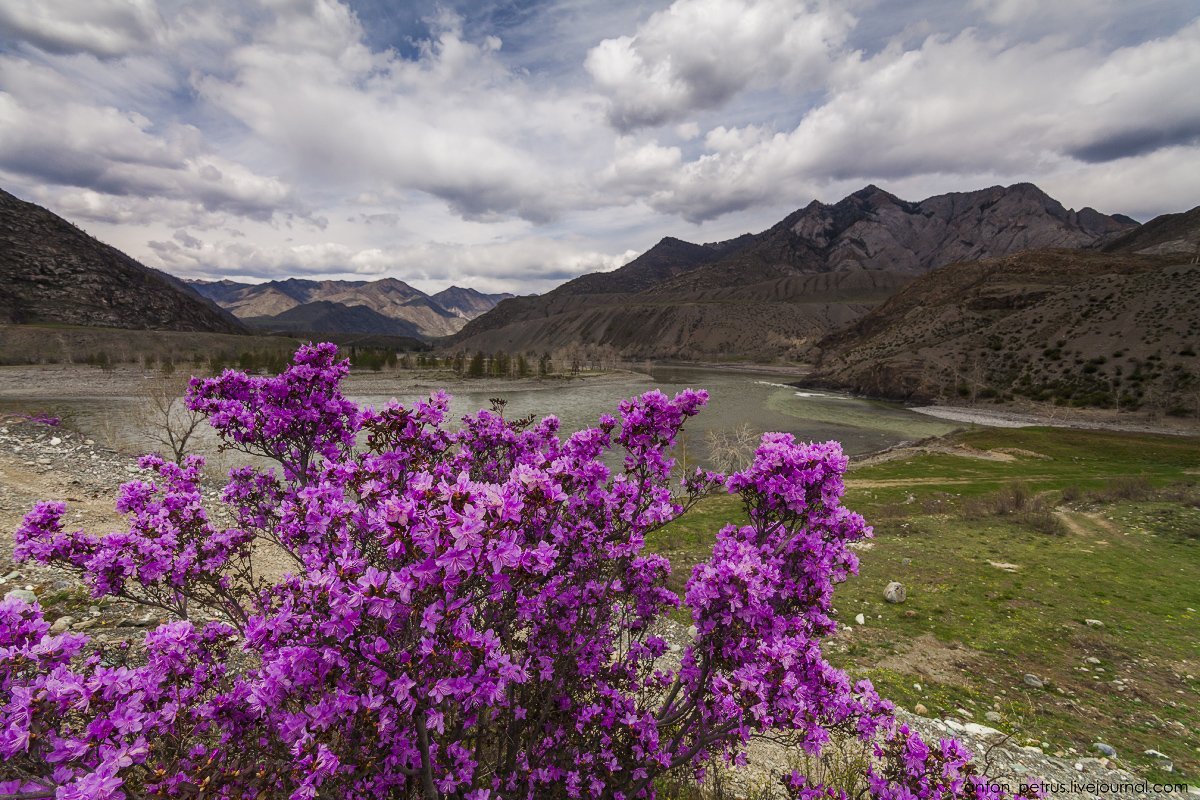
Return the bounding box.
[1052,509,1122,540]
[848,475,1058,489]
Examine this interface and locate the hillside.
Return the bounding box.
[189,278,508,338]
[809,248,1200,414]
[0,188,245,334]
[1102,204,1200,258]
[452,184,1137,360]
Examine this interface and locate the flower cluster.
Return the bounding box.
[3,344,1039,800]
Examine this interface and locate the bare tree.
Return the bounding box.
[703,424,759,473]
[139,376,205,464]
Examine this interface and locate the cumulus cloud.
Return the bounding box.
[585,0,853,130]
[194,3,604,224]
[634,18,1200,221]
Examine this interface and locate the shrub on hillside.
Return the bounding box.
[1,344,1037,800]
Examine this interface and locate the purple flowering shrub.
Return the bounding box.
[2,344,1038,800]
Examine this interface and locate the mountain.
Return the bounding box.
[648,183,1134,293]
[0,188,245,333]
[244,300,424,338]
[189,278,509,338]
[809,247,1200,413]
[430,286,514,319]
[452,184,1138,360]
[1102,205,1200,259]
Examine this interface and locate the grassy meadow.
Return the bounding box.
[651,426,1200,784]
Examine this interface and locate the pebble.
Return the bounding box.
[49,436,62,446]
[984,711,1002,723]
[854,613,865,625]
[1084,618,1105,628]
[5,588,37,604]
[49,615,75,633]
[914,703,928,715]
[1022,674,1044,688]
[1085,656,1101,664]
[884,581,906,603]
[1093,742,1117,758]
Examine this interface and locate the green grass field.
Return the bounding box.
[650,426,1200,783]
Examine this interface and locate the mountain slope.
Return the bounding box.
[0,188,245,333]
[453,184,1137,360]
[244,300,423,337]
[810,248,1200,412]
[452,233,760,343]
[1102,205,1200,258]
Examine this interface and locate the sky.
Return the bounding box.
[0,0,1198,295]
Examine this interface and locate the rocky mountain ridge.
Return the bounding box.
[452,183,1138,359]
[189,278,511,339]
[0,188,244,334]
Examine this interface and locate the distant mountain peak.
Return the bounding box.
[189,275,510,338]
[846,184,899,203]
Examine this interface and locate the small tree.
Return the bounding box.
[138,376,206,464]
[703,423,759,473]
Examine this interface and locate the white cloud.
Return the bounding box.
[635,19,1200,221]
[0,0,164,58]
[194,4,606,224]
[145,232,640,295]
[585,0,853,130]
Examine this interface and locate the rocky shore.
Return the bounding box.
[0,415,1191,798]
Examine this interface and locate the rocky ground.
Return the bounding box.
[0,415,1192,798]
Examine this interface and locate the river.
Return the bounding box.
[0,364,959,469]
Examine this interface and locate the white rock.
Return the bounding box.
[49,616,75,634]
[962,722,1002,738]
[1084,618,1105,627]
[5,589,36,604]
[884,581,906,603]
[50,436,62,446]
[855,613,866,625]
